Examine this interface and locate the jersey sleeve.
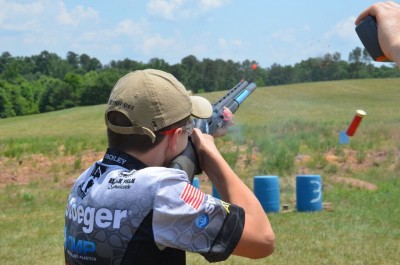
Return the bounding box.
[152,169,245,262]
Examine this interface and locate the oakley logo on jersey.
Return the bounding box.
[66,202,127,233]
[104,153,127,165]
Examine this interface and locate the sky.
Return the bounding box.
[0,0,382,68]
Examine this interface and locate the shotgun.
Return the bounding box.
[170,80,257,181]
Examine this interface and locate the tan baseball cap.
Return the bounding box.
[105,69,212,142]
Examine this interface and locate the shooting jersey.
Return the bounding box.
[64,148,245,265]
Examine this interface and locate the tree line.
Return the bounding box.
[0,47,398,118]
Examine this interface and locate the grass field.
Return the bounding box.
[1,78,400,264]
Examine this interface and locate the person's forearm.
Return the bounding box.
[203,151,262,211]
[203,152,274,257]
[191,129,275,258]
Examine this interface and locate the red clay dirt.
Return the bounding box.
[0,147,384,191]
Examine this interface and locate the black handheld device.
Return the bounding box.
[355,16,390,62]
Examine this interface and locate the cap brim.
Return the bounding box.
[190,96,212,119]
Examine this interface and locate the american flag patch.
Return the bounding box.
[180,183,205,210]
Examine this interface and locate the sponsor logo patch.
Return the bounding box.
[107,170,136,190]
[77,163,108,199]
[65,201,127,233]
[221,201,231,213]
[195,214,209,229]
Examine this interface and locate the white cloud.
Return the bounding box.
[218,38,227,48]
[0,0,374,68]
[0,0,99,32]
[146,0,230,20]
[57,3,99,27]
[218,37,242,49]
[0,0,44,17]
[108,44,123,55]
[76,30,101,42]
[324,16,358,40]
[271,28,296,43]
[115,19,146,37]
[199,0,230,10]
[0,0,44,31]
[147,0,186,20]
[189,43,208,55]
[140,34,177,54]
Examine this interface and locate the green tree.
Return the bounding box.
[266,63,295,85]
[348,47,364,78]
[0,81,15,118]
[170,64,189,91]
[64,72,84,104]
[225,59,242,85]
[148,58,170,72]
[14,79,39,115]
[2,59,20,81]
[180,55,202,93]
[201,58,219,92]
[39,77,76,112]
[66,51,79,70]
[109,58,144,71]
[0,52,12,73]
[79,54,102,72]
[80,69,120,105]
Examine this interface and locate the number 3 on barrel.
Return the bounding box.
[310,180,321,203]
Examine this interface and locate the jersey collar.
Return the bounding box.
[102,148,148,170]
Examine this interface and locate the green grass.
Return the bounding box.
[189,177,400,265]
[1,78,400,264]
[0,182,68,265]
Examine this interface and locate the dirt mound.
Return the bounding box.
[330,176,378,190]
[0,151,103,188]
[0,147,387,191]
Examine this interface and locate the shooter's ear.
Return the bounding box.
[167,128,183,152]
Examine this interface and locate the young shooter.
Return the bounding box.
[64,69,275,265]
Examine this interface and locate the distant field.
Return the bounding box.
[1,78,399,264]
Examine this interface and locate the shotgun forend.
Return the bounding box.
[195,80,257,134]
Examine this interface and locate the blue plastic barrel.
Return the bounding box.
[253,176,280,213]
[212,184,221,199]
[296,175,323,212]
[192,177,200,189]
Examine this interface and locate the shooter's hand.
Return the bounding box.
[355,1,400,66]
[211,107,234,138]
[191,128,223,174]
